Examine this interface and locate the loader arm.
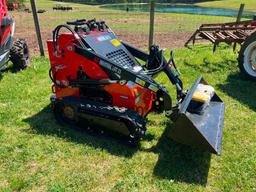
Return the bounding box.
[75,45,173,112]
[121,42,184,101]
[122,42,149,62]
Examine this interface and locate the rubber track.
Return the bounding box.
[53,96,147,143]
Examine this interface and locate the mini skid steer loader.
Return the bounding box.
[47,19,225,154]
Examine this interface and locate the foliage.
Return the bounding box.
[54,0,212,5]
[6,0,25,4]
[197,0,256,11]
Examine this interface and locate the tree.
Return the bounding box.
[7,0,25,4]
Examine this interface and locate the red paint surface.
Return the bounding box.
[47,31,155,117]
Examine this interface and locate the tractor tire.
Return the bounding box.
[10,39,29,70]
[238,31,256,80]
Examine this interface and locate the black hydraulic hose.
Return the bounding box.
[49,67,54,82]
[146,52,164,74]
[49,66,67,88]
[143,51,167,75]
[52,24,86,53]
[50,24,88,89]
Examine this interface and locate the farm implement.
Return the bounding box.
[53,5,73,11]
[185,19,256,80]
[47,19,225,154]
[0,0,29,70]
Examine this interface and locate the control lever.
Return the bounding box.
[87,19,98,30]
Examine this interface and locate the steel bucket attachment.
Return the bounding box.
[169,77,224,155]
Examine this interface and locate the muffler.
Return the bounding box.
[169,77,225,155]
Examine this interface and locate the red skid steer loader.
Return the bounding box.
[47,19,225,154]
[0,0,29,70]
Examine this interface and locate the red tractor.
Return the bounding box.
[47,19,225,154]
[0,0,29,70]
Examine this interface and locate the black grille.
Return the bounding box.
[106,49,136,68]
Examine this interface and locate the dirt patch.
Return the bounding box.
[117,31,191,50]
[107,18,149,23]
[11,11,191,56]
[107,17,177,25]
[14,28,190,56]
[155,31,191,49]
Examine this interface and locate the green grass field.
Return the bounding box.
[197,0,256,12]
[15,0,238,54]
[1,0,256,191]
[1,45,256,191]
[29,0,256,11]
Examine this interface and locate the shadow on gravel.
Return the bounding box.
[24,104,211,185]
[217,73,256,111]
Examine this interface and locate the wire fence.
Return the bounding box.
[10,3,251,56]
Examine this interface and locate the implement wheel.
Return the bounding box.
[238,32,256,80]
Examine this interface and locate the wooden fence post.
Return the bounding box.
[30,0,44,56]
[236,3,245,22]
[148,1,155,50]
[233,3,245,51]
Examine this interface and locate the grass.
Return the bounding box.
[1,0,256,191]
[12,0,238,55]
[197,0,256,12]
[0,44,256,191]
[30,0,256,12]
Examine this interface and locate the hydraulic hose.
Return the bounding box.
[49,66,67,88]
[50,24,88,88]
[142,50,167,75]
[52,24,87,53]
